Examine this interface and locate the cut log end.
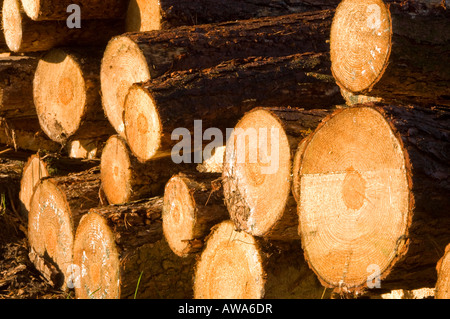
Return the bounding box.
[436,244,450,299]
[28,179,75,286]
[2,0,23,52]
[126,0,161,32]
[73,212,120,299]
[194,220,265,299]
[330,0,391,93]
[297,106,410,289]
[34,49,87,143]
[20,0,40,20]
[101,36,151,137]
[124,85,162,162]
[222,109,292,238]
[19,154,49,216]
[100,135,133,205]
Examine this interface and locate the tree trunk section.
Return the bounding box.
[100,135,196,205]
[162,172,228,257]
[21,0,129,21]
[33,47,115,144]
[27,168,101,289]
[330,0,450,106]
[73,197,197,299]
[296,102,450,291]
[2,0,124,52]
[223,107,334,240]
[0,56,38,119]
[124,53,343,162]
[125,0,340,31]
[436,243,450,299]
[194,220,329,299]
[101,9,336,137]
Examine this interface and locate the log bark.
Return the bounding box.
[162,172,228,257]
[21,0,129,21]
[100,135,196,205]
[330,0,450,106]
[33,47,115,144]
[223,107,334,241]
[435,243,450,299]
[123,53,343,162]
[125,0,340,31]
[296,102,450,291]
[3,0,125,52]
[0,56,38,119]
[73,197,197,299]
[194,220,329,299]
[101,9,336,137]
[27,168,101,289]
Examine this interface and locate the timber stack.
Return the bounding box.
[0,0,448,300]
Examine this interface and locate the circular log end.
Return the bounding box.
[124,84,162,162]
[126,0,161,32]
[297,106,410,290]
[34,48,87,143]
[19,154,49,217]
[436,244,450,299]
[100,36,151,137]
[330,0,392,93]
[73,211,120,299]
[194,220,265,299]
[100,135,133,205]
[28,179,75,283]
[2,0,23,52]
[163,174,198,257]
[222,108,292,237]
[20,0,40,20]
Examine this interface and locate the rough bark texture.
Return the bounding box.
[331,0,450,106]
[126,0,340,31]
[0,56,38,119]
[33,47,115,144]
[222,107,334,240]
[162,172,228,257]
[74,198,197,299]
[124,53,343,162]
[21,0,129,20]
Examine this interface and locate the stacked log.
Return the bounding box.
[436,244,450,299]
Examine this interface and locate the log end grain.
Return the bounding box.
[126,0,161,32]
[100,135,133,205]
[297,106,410,290]
[2,0,23,52]
[124,84,162,162]
[436,244,450,299]
[330,0,391,93]
[194,220,265,299]
[33,49,87,143]
[100,36,151,137]
[222,108,293,238]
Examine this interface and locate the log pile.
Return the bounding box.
[0,0,448,300]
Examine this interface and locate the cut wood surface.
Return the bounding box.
[330,0,450,106]
[101,9,336,137]
[124,53,342,162]
[21,0,129,21]
[0,56,38,119]
[436,243,450,299]
[223,107,334,240]
[162,172,228,257]
[2,0,125,52]
[125,0,340,31]
[33,47,115,144]
[194,220,329,299]
[100,135,195,205]
[27,168,100,288]
[73,198,197,299]
[296,103,450,291]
